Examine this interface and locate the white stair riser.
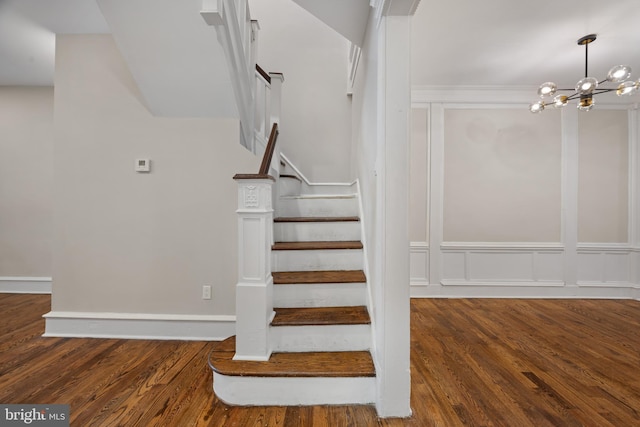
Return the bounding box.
[213,374,375,405]
[274,222,360,242]
[279,177,301,197]
[273,283,367,307]
[298,184,358,195]
[271,324,370,352]
[276,196,358,217]
[273,249,363,272]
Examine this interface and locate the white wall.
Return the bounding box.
[410,93,639,298]
[443,108,562,242]
[249,0,353,182]
[48,35,259,336]
[0,87,53,280]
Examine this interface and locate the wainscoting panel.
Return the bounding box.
[468,252,533,282]
[536,252,565,282]
[440,244,565,287]
[577,245,634,286]
[409,243,429,285]
[442,251,465,281]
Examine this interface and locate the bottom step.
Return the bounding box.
[209,337,376,406]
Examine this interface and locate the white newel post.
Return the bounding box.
[233,175,275,361]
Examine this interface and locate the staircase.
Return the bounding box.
[209,164,375,406]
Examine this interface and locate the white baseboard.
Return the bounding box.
[0,277,51,294]
[411,282,638,299]
[43,311,235,341]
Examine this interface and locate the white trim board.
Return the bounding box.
[43,311,235,341]
[410,283,638,299]
[0,277,52,294]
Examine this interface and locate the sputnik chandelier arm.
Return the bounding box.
[530,34,639,113]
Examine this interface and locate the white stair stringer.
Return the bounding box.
[272,248,363,272]
[274,220,361,242]
[278,176,302,197]
[213,374,375,406]
[270,324,371,352]
[273,282,367,307]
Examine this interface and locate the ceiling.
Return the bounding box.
[2,0,640,97]
[0,0,109,85]
[411,0,640,90]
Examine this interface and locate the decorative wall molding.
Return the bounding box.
[0,277,51,294]
[409,242,428,285]
[576,244,635,286]
[43,311,235,341]
[409,97,639,300]
[440,242,565,287]
[412,86,638,107]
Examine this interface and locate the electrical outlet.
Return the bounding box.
[202,285,211,300]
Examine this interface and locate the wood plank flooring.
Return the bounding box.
[1,293,639,426]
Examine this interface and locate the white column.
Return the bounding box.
[375,14,411,418]
[233,176,275,361]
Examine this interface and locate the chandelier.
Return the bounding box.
[530,34,639,113]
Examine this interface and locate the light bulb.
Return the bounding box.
[538,82,557,98]
[530,101,545,113]
[607,65,632,82]
[616,80,638,96]
[576,77,598,94]
[553,95,568,108]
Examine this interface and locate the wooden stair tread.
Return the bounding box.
[273,270,366,284]
[274,216,360,223]
[272,306,370,326]
[210,337,375,378]
[272,241,363,250]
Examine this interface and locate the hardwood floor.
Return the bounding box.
[1,293,639,426]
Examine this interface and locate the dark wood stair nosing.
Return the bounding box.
[274,216,360,223]
[272,270,367,285]
[271,306,371,327]
[272,241,363,251]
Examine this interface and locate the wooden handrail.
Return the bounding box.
[259,123,279,175]
[233,123,278,181]
[256,64,271,84]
